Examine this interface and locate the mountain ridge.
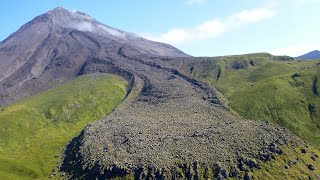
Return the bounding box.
[296,50,320,60]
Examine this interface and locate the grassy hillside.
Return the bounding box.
[0,73,128,179]
[174,53,320,146]
[252,145,320,179]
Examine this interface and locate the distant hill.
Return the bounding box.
[296,50,320,60]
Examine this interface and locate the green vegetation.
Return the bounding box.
[178,53,320,146]
[252,145,320,179]
[0,74,128,179]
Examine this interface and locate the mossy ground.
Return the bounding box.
[252,145,320,179]
[0,73,128,179]
[178,54,320,147]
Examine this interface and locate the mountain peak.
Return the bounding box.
[48,6,72,15]
[52,6,68,11]
[45,6,94,22]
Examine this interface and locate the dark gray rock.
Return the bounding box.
[239,162,248,172]
[191,130,204,137]
[247,159,259,169]
[269,144,284,154]
[229,166,239,177]
[216,166,228,178]
[258,152,273,162]
[301,149,308,153]
[217,173,224,180]
[244,172,252,180]
[308,164,315,171]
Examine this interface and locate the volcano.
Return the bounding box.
[0,7,313,179]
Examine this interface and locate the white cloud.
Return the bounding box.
[144,20,225,44]
[74,22,94,32]
[271,43,320,56]
[228,8,276,25]
[185,0,206,5]
[98,24,126,38]
[70,21,126,39]
[143,8,275,45]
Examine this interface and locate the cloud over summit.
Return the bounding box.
[143,7,275,45]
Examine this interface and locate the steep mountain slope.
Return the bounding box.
[0,7,319,179]
[296,50,320,60]
[0,7,187,108]
[169,53,320,146]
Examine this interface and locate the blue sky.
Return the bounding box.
[0,0,319,56]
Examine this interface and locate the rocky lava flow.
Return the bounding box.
[60,45,297,179]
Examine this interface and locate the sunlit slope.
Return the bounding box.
[176,53,320,146]
[0,73,128,179]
